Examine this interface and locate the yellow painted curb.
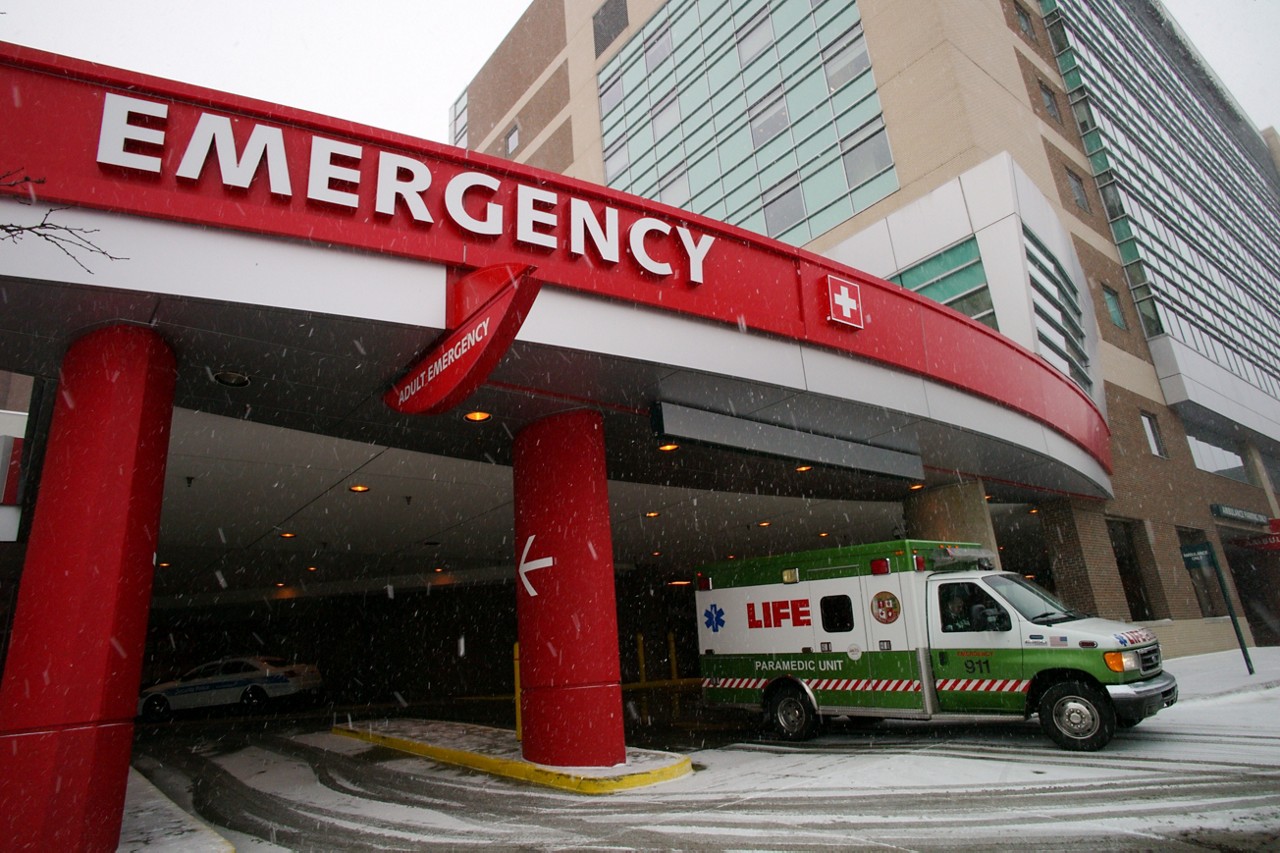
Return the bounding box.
[332,726,692,794]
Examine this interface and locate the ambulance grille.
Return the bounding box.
[1139,645,1161,674]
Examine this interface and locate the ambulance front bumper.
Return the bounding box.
[1106,671,1178,720]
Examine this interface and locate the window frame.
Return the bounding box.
[1140,411,1169,458]
[1066,167,1091,211]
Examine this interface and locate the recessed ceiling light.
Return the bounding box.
[433,566,444,573]
[667,580,692,586]
[157,561,170,568]
[909,483,925,491]
[818,532,830,538]
[212,369,251,388]
[795,464,813,472]
[275,582,285,588]
[464,410,492,422]
[645,511,660,518]
[307,566,318,572]
[757,520,771,527]
[1029,507,1039,514]
[279,531,297,539]
[348,484,370,493]
[658,442,679,452]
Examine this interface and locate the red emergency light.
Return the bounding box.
[870,558,890,575]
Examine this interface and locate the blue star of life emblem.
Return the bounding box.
[704,603,725,633]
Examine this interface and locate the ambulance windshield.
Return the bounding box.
[986,575,1089,625]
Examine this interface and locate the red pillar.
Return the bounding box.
[0,325,176,852]
[513,409,626,766]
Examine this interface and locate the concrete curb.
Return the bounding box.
[332,724,693,794]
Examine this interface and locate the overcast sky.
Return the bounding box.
[1,0,1276,144]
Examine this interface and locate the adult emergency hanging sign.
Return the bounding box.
[385,264,540,415]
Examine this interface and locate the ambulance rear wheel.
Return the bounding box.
[1038,680,1115,751]
[767,683,818,741]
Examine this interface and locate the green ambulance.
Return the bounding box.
[695,539,1178,751]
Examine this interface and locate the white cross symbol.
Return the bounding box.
[832,284,859,318]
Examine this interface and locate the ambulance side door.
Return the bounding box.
[856,572,923,707]
[927,577,1025,713]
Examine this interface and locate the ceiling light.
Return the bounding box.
[757,520,771,527]
[658,442,679,452]
[464,410,492,422]
[818,532,830,538]
[909,483,925,491]
[274,582,285,588]
[157,561,170,568]
[348,484,370,493]
[307,566,317,572]
[279,531,297,539]
[212,369,251,388]
[645,511,660,518]
[433,566,444,573]
[651,550,662,557]
[794,464,813,472]
[667,580,692,586]
[1029,507,1039,514]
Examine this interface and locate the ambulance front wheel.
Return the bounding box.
[767,683,819,741]
[1038,680,1115,751]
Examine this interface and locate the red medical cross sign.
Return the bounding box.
[827,275,864,329]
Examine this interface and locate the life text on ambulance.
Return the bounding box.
[695,540,1178,751]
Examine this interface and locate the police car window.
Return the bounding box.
[820,595,855,632]
[220,660,257,675]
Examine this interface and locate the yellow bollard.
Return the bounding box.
[513,641,522,742]
[668,631,680,719]
[636,632,649,724]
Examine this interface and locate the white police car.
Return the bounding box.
[138,655,323,720]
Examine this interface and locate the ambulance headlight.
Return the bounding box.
[1104,650,1141,673]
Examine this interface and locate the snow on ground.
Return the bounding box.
[121,647,1280,850]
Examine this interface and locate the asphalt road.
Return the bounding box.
[132,686,1280,852]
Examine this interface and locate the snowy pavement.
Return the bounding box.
[123,647,1280,851]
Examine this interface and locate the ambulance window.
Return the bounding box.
[820,595,855,633]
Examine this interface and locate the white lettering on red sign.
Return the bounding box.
[96,93,716,284]
[395,318,490,406]
[746,599,812,629]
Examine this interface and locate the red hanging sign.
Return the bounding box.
[385,263,539,415]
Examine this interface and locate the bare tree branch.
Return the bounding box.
[2,169,127,273]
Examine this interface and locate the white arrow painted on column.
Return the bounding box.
[518,535,555,597]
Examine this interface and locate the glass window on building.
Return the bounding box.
[1066,167,1091,211]
[659,170,690,209]
[593,0,629,58]
[1141,412,1168,458]
[450,92,468,148]
[644,22,673,72]
[737,8,774,67]
[840,117,892,189]
[1102,284,1128,328]
[1039,82,1062,123]
[600,74,623,116]
[653,91,680,139]
[505,125,519,156]
[749,88,789,148]
[763,174,806,237]
[1186,428,1252,484]
[823,24,870,93]
[604,138,629,181]
[1015,3,1038,41]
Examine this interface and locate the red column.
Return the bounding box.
[513,409,625,766]
[0,325,176,852]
